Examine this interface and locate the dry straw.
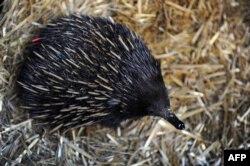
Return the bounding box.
[0,0,249,165]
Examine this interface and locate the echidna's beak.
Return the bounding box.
[164,108,185,130]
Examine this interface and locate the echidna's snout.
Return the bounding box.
[164,108,185,130]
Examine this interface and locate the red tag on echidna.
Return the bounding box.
[32,37,40,43]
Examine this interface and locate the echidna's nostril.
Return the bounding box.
[163,110,185,130]
[178,123,185,130]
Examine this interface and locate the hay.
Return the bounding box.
[0,0,249,165]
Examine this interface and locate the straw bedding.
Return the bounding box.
[0,0,249,165]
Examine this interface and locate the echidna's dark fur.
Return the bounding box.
[18,14,185,131]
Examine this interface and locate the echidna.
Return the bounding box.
[18,14,185,131]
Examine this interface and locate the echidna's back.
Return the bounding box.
[18,15,162,130]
